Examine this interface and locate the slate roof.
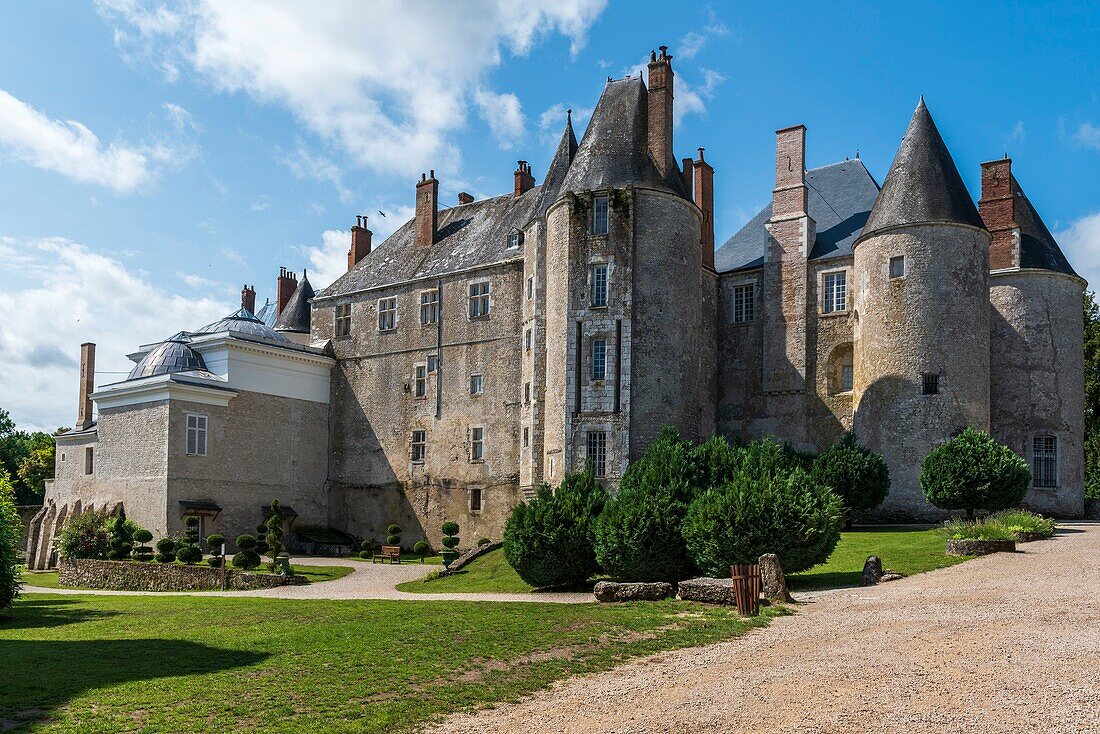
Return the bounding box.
[860,98,983,240]
[715,160,881,273]
[255,299,278,328]
[1005,175,1079,276]
[274,274,315,333]
[127,332,209,380]
[534,113,579,215]
[560,76,687,198]
[317,190,540,298]
[193,308,290,342]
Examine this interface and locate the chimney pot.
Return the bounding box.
[276,267,298,317]
[647,44,676,182]
[514,159,536,197]
[241,284,257,313]
[771,125,809,221]
[348,217,373,269]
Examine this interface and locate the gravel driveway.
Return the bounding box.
[428,523,1100,734]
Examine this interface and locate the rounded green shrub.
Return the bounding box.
[359,539,372,560]
[504,469,606,588]
[205,534,225,552]
[154,537,176,564]
[176,544,202,565]
[682,469,844,576]
[133,528,153,544]
[441,536,460,549]
[106,509,135,561]
[441,521,460,537]
[594,427,700,582]
[413,540,430,561]
[386,534,400,545]
[235,534,257,551]
[254,524,270,555]
[810,433,890,515]
[386,524,401,535]
[207,556,224,568]
[920,427,1030,518]
[184,515,200,529]
[477,537,491,547]
[56,509,111,560]
[132,528,154,562]
[232,550,261,570]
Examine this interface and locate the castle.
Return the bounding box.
[28,46,1085,566]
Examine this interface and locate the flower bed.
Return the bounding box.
[58,557,306,591]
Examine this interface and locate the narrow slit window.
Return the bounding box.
[591,264,609,308]
[84,446,94,475]
[841,365,854,392]
[414,365,428,398]
[523,427,530,448]
[591,338,607,381]
[732,284,755,323]
[470,427,485,462]
[592,195,609,235]
[469,486,483,513]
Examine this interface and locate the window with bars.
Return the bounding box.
[889,255,905,279]
[732,284,755,323]
[411,429,426,463]
[586,430,607,478]
[921,372,940,395]
[1033,435,1058,488]
[591,338,607,381]
[591,264,609,307]
[592,195,609,235]
[468,282,491,319]
[420,290,439,325]
[823,271,847,313]
[470,426,485,462]
[335,303,352,337]
[469,373,483,395]
[413,365,427,398]
[378,297,397,331]
[842,365,854,392]
[186,414,208,456]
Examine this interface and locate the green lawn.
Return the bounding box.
[348,553,443,565]
[787,527,967,590]
[403,528,964,595]
[396,548,532,594]
[0,594,783,733]
[21,564,356,590]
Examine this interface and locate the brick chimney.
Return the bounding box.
[348,215,373,270]
[276,267,298,318]
[514,161,535,197]
[693,148,715,270]
[457,192,474,205]
[979,158,1018,270]
[77,342,95,430]
[680,157,694,199]
[415,171,439,248]
[647,45,675,181]
[241,284,256,313]
[770,125,814,256]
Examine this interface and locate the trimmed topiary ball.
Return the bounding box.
[206,534,225,552]
[386,535,400,545]
[811,433,890,516]
[921,427,1031,519]
[441,521,459,537]
[441,536,460,549]
[477,537,491,547]
[176,544,202,565]
[387,524,401,535]
[232,550,261,570]
[503,469,606,589]
[235,534,257,551]
[682,469,844,576]
[153,537,176,563]
[207,556,224,568]
[413,540,430,561]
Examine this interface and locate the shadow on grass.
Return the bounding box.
[0,597,121,631]
[787,571,862,591]
[0,637,267,730]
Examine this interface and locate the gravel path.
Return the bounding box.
[428,523,1100,734]
[21,557,592,603]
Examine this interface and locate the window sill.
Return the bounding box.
[468,315,491,322]
[468,509,483,516]
[469,459,485,465]
[819,310,850,319]
[333,334,352,340]
[378,328,397,334]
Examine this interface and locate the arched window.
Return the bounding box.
[828,342,854,395]
[1032,435,1058,488]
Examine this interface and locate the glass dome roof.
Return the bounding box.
[127,332,208,380]
[192,307,289,342]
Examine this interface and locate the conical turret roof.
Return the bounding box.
[535,111,579,214]
[274,272,315,333]
[861,98,983,240]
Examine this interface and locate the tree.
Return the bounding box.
[920,427,1031,518]
[1084,291,1100,500]
[0,470,22,610]
[16,439,54,505]
[56,509,111,560]
[0,408,58,505]
[106,509,135,561]
[810,433,890,518]
[265,500,286,561]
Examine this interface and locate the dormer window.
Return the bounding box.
[508,230,523,248]
[592,195,609,235]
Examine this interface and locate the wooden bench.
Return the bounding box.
[372,545,401,564]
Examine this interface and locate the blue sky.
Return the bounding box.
[1,0,1099,431]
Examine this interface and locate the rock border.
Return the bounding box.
[1013,531,1051,543]
[437,541,502,576]
[58,557,307,591]
[677,577,737,606]
[594,581,674,603]
[945,538,1016,557]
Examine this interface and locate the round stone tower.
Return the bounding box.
[852,99,991,518]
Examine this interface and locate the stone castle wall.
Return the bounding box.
[58,557,305,591]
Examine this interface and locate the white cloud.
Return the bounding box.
[620,58,723,125]
[162,101,200,131]
[538,102,592,147]
[1073,122,1100,151]
[1055,211,1100,289]
[474,88,525,150]
[0,236,232,431]
[98,0,608,178]
[282,146,353,203]
[0,88,158,193]
[302,204,414,290]
[249,194,271,212]
[677,12,729,59]
[1003,120,1025,145]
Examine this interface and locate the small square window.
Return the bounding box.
[921,372,939,395]
[890,255,905,279]
[335,303,352,337]
[508,231,523,248]
[469,486,483,513]
[411,430,426,463]
[470,426,484,462]
[592,195,610,235]
[591,264,609,308]
[468,282,491,319]
[378,297,397,331]
[470,374,483,395]
[732,284,755,323]
[591,338,607,381]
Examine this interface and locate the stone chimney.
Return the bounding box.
[276,267,298,318]
[979,158,1018,270]
[457,192,474,205]
[680,157,694,199]
[647,45,675,181]
[415,171,439,248]
[241,284,256,313]
[514,161,535,196]
[769,125,814,256]
[693,148,715,270]
[348,215,373,270]
[77,342,95,430]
